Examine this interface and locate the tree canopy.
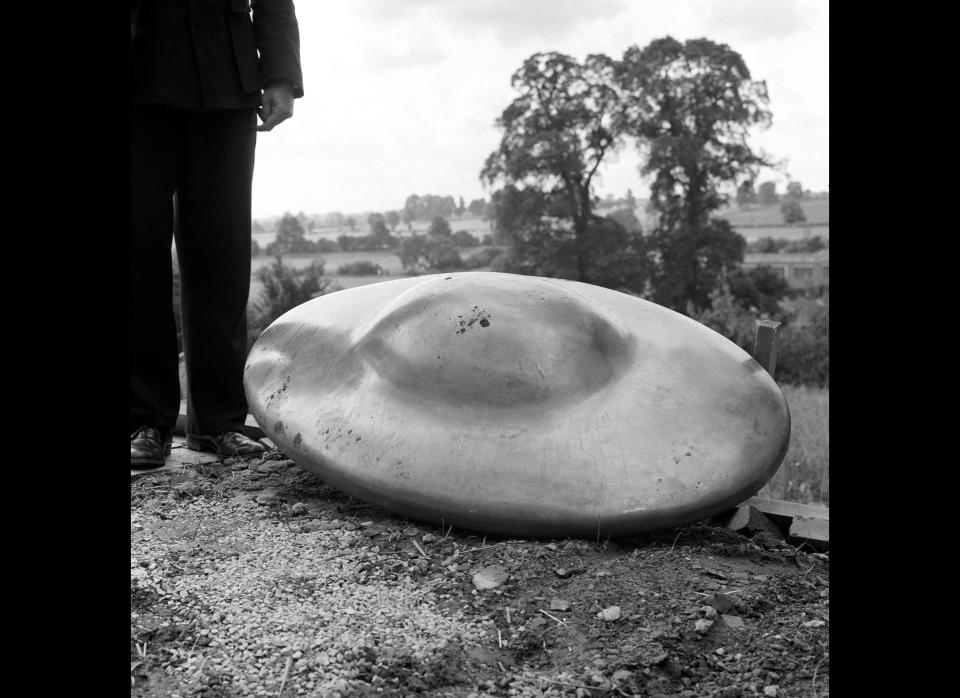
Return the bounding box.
[616,37,772,309]
[618,37,772,231]
[403,194,457,223]
[385,210,400,231]
[269,212,314,254]
[481,51,622,280]
[480,37,785,311]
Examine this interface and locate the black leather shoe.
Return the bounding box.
[131,426,172,469]
[186,431,266,458]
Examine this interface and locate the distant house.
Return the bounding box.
[741,249,829,289]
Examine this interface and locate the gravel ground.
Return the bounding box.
[131,456,829,697]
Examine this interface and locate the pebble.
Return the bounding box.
[473,566,508,590]
[764,686,779,697]
[694,619,714,633]
[706,592,735,614]
[721,615,745,630]
[597,606,621,622]
[175,483,202,497]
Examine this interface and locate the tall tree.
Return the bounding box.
[271,211,313,254]
[780,200,807,225]
[736,180,758,209]
[784,181,804,202]
[467,198,487,217]
[726,266,794,316]
[758,181,779,206]
[485,184,648,292]
[385,210,401,232]
[427,216,452,237]
[324,211,345,229]
[481,51,623,280]
[486,186,550,246]
[369,218,395,249]
[367,212,385,231]
[439,196,457,219]
[618,37,771,309]
[401,208,415,232]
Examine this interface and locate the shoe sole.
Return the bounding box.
[131,458,165,469]
[185,435,264,459]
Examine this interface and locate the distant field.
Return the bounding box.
[759,384,829,506]
[253,216,494,249]
[253,209,828,248]
[736,224,829,242]
[717,198,829,227]
[252,250,406,275]
[249,247,494,300]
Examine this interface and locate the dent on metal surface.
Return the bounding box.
[244,272,790,538]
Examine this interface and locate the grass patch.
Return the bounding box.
[760,384,828,506]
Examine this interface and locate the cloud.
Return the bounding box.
[363,25,446,69]
[355,0,630,46]
[698,0,807,41]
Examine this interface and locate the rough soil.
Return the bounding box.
[131,455,829,697]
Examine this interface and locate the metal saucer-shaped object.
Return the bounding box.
[244,271,790,538]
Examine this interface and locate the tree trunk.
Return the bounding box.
[573,183,591,281]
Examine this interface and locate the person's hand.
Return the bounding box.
[257,82,295,132]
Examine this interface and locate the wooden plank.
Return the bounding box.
[753,320,781,377]
[720,496,829,546]
[789,515,829,543]
[741,496,829,522]
[173,400,265,440]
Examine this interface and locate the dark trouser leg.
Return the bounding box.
[176,109,257,435]
[130,103,181,433]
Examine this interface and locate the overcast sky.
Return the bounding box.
[251,0,828,219]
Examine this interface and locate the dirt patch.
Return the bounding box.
[131,459,829,697]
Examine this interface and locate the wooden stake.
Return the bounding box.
[754,320,781,378]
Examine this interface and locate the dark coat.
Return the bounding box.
[131,0,303,110]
